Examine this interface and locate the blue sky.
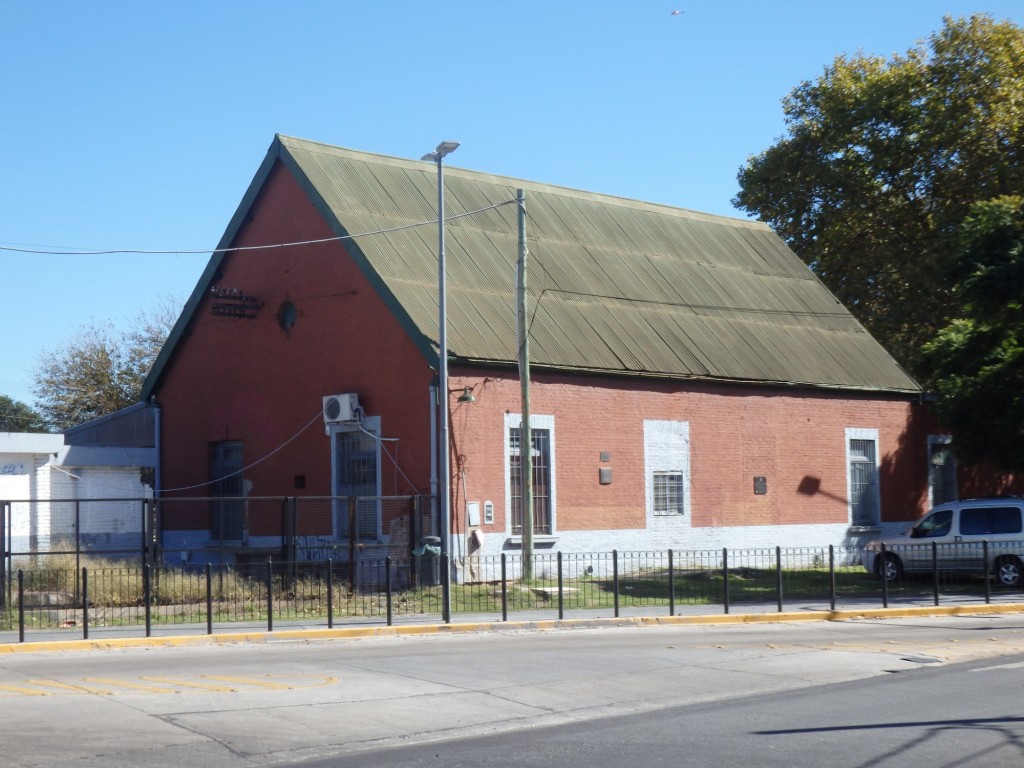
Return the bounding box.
[2,1,1022,409]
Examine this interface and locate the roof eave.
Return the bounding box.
[452,357,923,397]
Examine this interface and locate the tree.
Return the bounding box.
[33,298,180,431]
[735,14,1024,375]
[0,395,48,433]
[921,196,1024,473]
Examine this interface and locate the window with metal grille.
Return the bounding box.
[848,437,879,526]
[653,471,685,515]
[209,441,244,541]
[334,429,380,540]
[509,426,551,535]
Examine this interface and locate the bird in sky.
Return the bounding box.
[671,9,683,15]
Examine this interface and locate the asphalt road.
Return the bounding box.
[326,653,1024,768]
[2,614,1024,766]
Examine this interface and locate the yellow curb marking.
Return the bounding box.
[2,603,1024,656]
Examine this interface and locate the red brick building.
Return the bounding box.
[143,135,970,568]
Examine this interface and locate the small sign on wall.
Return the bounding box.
[754,476,767,495]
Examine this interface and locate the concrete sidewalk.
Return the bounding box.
[3,596,1024,654]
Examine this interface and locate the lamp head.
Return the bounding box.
[421,141,460,162]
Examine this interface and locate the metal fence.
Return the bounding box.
[3,543,1023,643]
[1,494,432,562]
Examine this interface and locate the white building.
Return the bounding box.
[1,403,157,556]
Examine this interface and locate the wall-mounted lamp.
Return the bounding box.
[456,386,476,403]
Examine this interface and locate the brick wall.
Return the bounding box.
[155,160,434,508]
[449,370,931,554]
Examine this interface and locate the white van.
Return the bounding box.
[862,498,1024,586]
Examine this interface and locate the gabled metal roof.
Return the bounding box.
[144,135,920,397]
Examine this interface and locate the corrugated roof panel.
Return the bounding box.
[276,135,919,394]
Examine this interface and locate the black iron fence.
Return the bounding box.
[2,544,1023,643]
[1,494,432,563]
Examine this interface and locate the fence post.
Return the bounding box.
[722,548,730,614]
[327,559,334,629]
[501,553,508,622]
[266,557,273,632]
[775,546,783,613]
[348,497,357,592]
[612,550,620,618]
[668,549,675,617]
[82,567,89,641]
[285,497,298,585]
[1,501,7,611]
[557,551,564,621]
[144,563,152,638]
[75,501,82,582]
[18,569,24,643]
[386,556,393,627]
[145,498,159,569]
[880,542,889,609]
[206,563,214,635]
[984,540,991,604]
[932,541,940,606]
[442,554,451,624]
[828,545,836,612]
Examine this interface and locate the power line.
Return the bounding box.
[0,201,517,257]
[160,410,324,493]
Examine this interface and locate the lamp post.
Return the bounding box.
[422,140,459,623]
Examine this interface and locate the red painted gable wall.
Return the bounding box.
[154,161,434,511]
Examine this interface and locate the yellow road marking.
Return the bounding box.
[141,676,237,692]
[83,677,179,694]
[201,675,294,689]
[26,679,112,695]
[0,683,52,696]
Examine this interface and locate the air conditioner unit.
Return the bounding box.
[323,393,360,424]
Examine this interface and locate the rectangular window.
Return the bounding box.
[928,435,957,508]
[653,471,685,516]
[209,440,244,541]
[331,418,382,541]
[846,429,880,527]
[505,414,555,536]
[644,420,690,521]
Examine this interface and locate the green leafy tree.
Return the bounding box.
[921,196,1024,473]
[33,298,180,431]
[735,14,1024,374]
[0,394,48,432]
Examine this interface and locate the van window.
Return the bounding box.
[993,507,1023,534]
[960,506,1023,535]
[912,508,953,538]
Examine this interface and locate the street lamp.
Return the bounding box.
[422,140,459,622]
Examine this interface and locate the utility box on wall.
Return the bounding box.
[323,393,360,424]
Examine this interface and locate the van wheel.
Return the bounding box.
[877,553,902,582]
[994,556,1023,587]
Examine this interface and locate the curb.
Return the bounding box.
[2,602,1024,655]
